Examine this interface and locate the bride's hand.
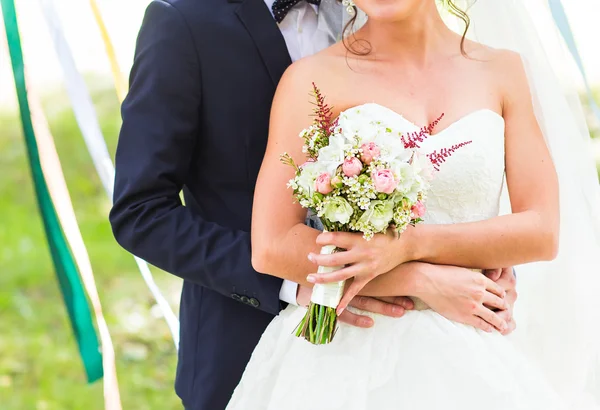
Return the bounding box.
[306,229,414,313]
[415,265,509,333]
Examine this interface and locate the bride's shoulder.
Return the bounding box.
[464,42,528,96]
[463,40,522,67]
[275,46,346,102]
[466,43,525,76]
[463,43,532,114]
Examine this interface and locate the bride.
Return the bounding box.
[227,0,600,409]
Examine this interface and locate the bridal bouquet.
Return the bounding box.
[281,84,471,345]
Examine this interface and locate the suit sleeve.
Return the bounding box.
[109,0,283,315]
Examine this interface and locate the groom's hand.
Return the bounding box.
[296,285,413,328]
[484,267,517,335]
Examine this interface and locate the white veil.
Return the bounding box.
[350,0,600,405]
[447,1,600,407]
[352,0,600,406]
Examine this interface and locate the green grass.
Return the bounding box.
[0,77,183,409]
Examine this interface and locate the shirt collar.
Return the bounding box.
[263,0,319,20]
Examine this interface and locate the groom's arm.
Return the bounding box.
[110,1,283,315]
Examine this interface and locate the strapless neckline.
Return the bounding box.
[348,103,505,137]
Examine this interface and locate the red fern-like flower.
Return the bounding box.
[428,141,472,171]
[401,114,444,149]
[311,83,334,134]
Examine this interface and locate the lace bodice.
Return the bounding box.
[357,103,506,225]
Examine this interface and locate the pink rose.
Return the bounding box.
[372,169,398,194]
[411,201,426,219]
[314,172,333,195]
[360,142,380,165]
[342,157,363,177]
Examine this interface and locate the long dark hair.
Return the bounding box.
[342,0,471,57]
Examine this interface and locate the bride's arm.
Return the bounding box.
[410,52,559,268]
[250,62,323,284]
[251,61,477,297]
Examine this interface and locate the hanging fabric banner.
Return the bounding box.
[38,0,180,348]
[26,76,122,409]
[89,0,126,102]
[548,0,600,121]
[1,0,102,382]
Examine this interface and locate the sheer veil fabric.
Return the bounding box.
[448,1,600,406]
[350,0,600,406]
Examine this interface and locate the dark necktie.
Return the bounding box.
[272,0,321,23]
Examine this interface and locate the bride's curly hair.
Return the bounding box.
[342,0,471,57]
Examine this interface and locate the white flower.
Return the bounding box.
[358,200,394,232]
[390,161,416,192]
[321,196,354,224]
[317,133,347,175]
[376,133,412,163]
[337,109,382,144]
[411,152,435,182]
[390,159,428,202]
[296,162,326,197]
[404,181,422,203]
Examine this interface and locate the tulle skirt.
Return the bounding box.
[227,304,568,410]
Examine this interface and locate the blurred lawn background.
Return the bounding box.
[0,76,184,409]
[0,0,599,409]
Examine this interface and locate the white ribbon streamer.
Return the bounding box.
[310,245,345,308]
[37,0,179,348]
[27,74,122,410]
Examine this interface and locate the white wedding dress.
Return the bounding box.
[226,103,569,410]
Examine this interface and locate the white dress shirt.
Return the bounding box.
[263,0,337,305]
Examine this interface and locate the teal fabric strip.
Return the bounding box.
[1,0,103,382]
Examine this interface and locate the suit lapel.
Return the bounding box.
[234,0,292,86]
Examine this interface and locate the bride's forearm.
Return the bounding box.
[359,262,423,298]
[409,211,558,269]
[252,223,321,284]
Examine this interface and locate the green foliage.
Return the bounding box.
[0,78,182,409]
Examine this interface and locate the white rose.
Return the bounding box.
[321,197,354,225]
[358,200,394,232]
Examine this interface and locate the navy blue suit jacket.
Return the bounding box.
[109,0,293,408]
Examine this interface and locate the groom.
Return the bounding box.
[110,0,517,408]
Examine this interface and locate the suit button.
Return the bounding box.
[231,293,242,301]
[241,296,250,304]
[250,298,260,308]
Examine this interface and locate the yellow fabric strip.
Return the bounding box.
[27,76,123,410]
[89,0,127,102]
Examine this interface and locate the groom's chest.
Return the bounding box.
[188,0,341,186]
